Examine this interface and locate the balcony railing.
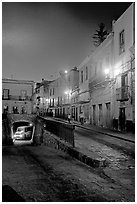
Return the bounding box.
[116,86,129,101]
[2,95,32,101]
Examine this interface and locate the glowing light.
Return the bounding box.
[64,90,71,95]
[104,69,110,75]
[64,70,68,74]
[114,69,120,77]
[65,91,68,95]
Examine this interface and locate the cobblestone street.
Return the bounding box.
[2,143,135,202]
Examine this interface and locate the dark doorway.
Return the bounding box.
[76,107,78,121]
[106,102,111,127]
[119,107,126,131]
[93,105,96,125]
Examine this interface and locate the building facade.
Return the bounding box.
[77,56,91,123]
[32,79,51,115]
[112,3,135,131]
[89,33,114,128]
[48,67,79,119]
[75,3,135,131]
[2,78,34,114]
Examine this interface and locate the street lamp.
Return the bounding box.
[104,68,110,80]
[114,69,120,77]
[104,68,110,75]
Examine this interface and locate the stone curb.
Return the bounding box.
[42,130,107,168]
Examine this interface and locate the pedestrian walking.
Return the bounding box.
[68,113,71,124]
[79,111,85,125]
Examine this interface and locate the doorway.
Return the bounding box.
[93,105,96,125]
[106,102,111,127]
[119,107,126,131]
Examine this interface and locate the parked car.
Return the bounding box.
[13,126,32,141]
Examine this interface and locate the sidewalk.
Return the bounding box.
[52,117,135,143]
[75,122,135,143]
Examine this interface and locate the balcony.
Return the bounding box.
[116,86,129,101]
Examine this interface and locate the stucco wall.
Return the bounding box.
[2,80,33,97]
[113,4,134,67]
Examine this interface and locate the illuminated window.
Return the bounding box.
[119,30,125,54]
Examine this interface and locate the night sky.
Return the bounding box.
[2,2,132,82]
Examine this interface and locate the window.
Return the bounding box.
[43,86,46,93]
[106,102,111,111]
[3,89,9,99]
[121,74,128,99]
[52,98,54,106]
[36,88,40,94]
[119,30,125,54]
[50,89,52,96]
[86,66,88,80]
[121,74,128,87]
[60,96,62,105]
[58,97,59,105]
[50,99,51,106]
[81,71,83,83]
[99,104,102,111]
[79,106,82,113]
[21,90,27,100]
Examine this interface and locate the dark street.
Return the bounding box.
[2,141,135,202]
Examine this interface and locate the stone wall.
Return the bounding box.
[2,119,12,145]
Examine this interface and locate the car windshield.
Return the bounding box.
[17,127,25,132]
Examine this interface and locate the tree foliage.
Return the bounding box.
[93,23,109,47]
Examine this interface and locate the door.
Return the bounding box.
[63,107,65,118]
[98,104,103,126]
[76,107,78,121]
[106,102,111,127]
[93,105,96,125]
[119,107,126,131]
